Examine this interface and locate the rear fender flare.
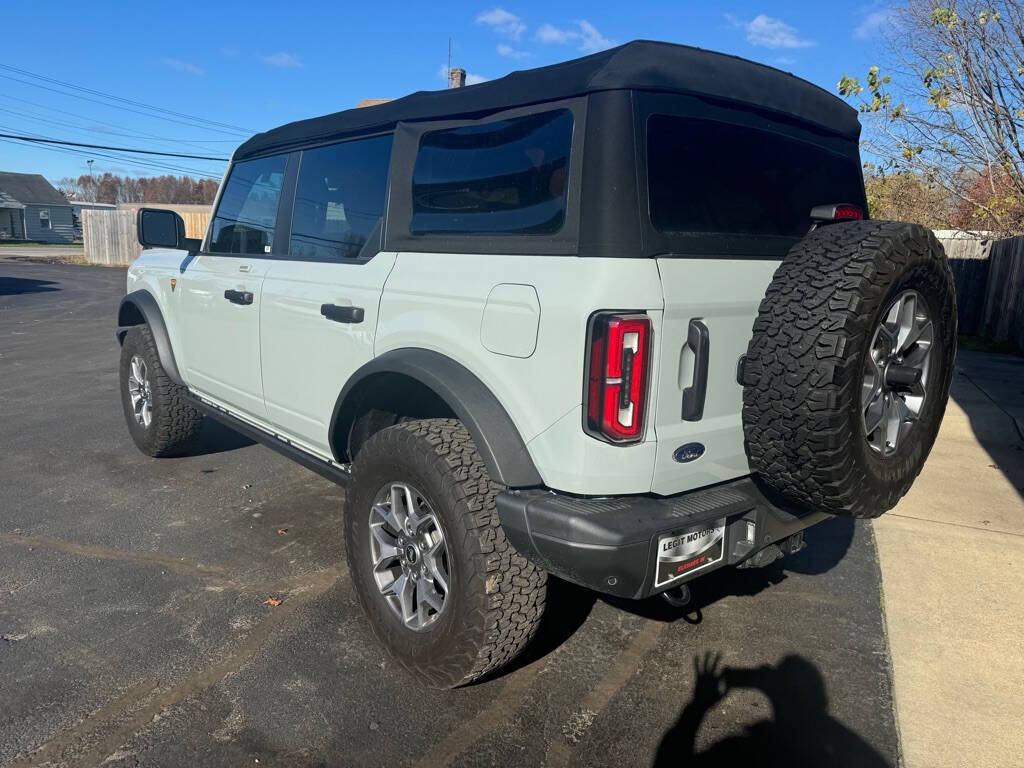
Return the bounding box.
[330,349,543,488]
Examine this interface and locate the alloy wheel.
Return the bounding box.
[368,482,451,631]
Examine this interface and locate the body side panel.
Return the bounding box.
[376,252,666,495]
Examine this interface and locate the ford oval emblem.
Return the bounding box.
[673,443,705,463]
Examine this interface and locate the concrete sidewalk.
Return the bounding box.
[0,244,85,264]
[875,350,1024,768]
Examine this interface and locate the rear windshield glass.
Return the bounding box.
[411,109,572,236]
[647,114,863,238]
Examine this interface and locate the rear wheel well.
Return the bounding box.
[333,373,455,462]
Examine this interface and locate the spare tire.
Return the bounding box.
[741,221,956,518]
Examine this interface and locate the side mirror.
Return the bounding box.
[137,208,200,252]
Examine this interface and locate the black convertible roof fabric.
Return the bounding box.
[235,40,859,160]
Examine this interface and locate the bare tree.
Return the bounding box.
[839,0,1024,234]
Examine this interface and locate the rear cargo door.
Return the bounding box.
[642,111,867,496]
[651,259,777,494]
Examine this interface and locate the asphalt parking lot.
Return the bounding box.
[0,261,899,767]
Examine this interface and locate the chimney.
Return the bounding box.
[449,67,466,89]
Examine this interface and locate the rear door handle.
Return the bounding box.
[321,303,364,324]
[681,319,709,421]
[224,289,253,306]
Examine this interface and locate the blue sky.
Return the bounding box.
[0,0,891,185]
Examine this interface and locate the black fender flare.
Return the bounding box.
[115,289,184,385]
[330,348,543,488]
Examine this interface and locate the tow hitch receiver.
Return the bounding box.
[737,531,805,570]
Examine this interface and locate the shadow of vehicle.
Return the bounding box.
[478,576,599,681]
[486,515,856,684]
[0,276,60,296]
[187,418,257,456]
[653,652,891,768]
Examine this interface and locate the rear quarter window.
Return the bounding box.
[410,109,573,236]
[647,114,864,238]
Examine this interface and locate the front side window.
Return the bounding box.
[39,209,50,230]
[647,114,864,238]
[209,154,287,254]
[410,109,573,236]
[290,134,393,261]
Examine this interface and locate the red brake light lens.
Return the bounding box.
[586,313,652,443]
[833,205,863,221]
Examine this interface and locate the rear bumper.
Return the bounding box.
[496,477,828,599]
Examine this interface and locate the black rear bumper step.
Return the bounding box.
[496,478,827,599]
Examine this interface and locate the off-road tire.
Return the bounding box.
[119,325,203,457]
[741,221,956,518]
[344,418,546,688]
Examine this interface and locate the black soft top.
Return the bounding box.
[235,40,859,160]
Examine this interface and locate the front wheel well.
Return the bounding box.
[117,300,146,339]
[332,372,455,463]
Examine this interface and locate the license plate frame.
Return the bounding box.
[654,518,727,588]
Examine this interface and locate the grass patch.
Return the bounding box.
[958,335,1024,357]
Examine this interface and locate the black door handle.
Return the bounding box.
[682,319,710,421]
[224,289,253,305]
[321,303,364,324]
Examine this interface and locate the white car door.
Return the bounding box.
[178,154,288,423]
[259,134,394,457]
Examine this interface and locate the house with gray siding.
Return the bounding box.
[0,172,75,243]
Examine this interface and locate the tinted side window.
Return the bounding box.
[411,109,573,236]
[209,155,287,254]
[647,114,864,238]
[290,134,393,261]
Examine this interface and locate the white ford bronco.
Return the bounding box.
[117,41,956,688]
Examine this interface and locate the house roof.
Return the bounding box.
[0,172,69,206]
[0,189,23,209]
[236,39,860,161]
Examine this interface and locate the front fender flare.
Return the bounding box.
[330,349,543,488]
[116,289,184,386]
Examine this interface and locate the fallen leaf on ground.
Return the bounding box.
[277,528,288,535]
[263,597,282,607]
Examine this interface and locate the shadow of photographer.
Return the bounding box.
[653,652,890,768]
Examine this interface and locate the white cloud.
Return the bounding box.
[854,8,894,40]
[497,43,531,59]
[727,13,815,49]
[162,58,205,76]
[263,52,302,68]
[535,20,615,53]
[576,20,614,53]
[536,22,572,44]
[476,7,526,40]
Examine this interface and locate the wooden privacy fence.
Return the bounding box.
[82,209,209,266]
[938,233,1024,350]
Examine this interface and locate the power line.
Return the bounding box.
[0,131,223,178]
[0,138,223,179]
[0,63,255,134]
[0,94,240,148]
[0,72,251,138]
[0,131,229,160]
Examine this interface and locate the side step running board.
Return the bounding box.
[184,393,351,487]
